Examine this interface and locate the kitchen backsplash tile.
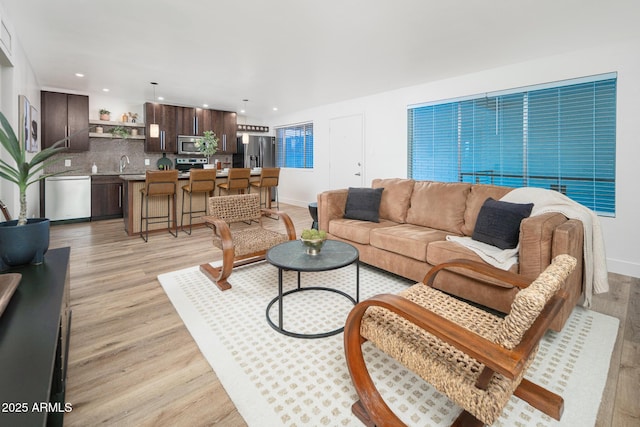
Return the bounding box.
[45,138,228,175]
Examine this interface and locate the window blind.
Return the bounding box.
[275,122,314,169]
[408,75,616,215]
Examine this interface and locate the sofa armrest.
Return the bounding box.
[550,219,584,330]
[518,212,568,280]
[317,189,349,232]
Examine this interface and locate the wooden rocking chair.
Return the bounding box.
[199,193,296,290]
[344,254,577,426]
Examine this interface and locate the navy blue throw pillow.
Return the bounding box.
[343,187,384,222]
[472,198,534,249]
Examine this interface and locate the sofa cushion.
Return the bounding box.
[370,224,451,262]
[462,184,513,236]
[343,187,384,222]
[472,198,534,249]
[329,218,398,245]
[371,178,415,223]
[405,181,471,234]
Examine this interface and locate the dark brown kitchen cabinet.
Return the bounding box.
[177,107,217,136]
[41,91,89,151]
[213,110,237,154]
[144,103,177,153]
[91,175,123,220]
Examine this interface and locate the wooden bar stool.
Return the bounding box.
[139,170,179,242]
[217,168,250,196]
[249,167,280,211]
[180,169,216,235]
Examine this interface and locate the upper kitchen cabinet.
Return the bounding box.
[41,91,89,151]
[144,103,177,153]
[213,110,237,154]
[176,107,211,136]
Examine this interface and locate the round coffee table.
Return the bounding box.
[265,239,359,339]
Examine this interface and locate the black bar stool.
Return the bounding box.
[139,170,179,242]
[180,169,217,235]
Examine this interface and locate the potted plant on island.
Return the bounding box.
[0,111,70,270]
[194,130,219,168]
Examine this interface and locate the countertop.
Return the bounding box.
[118,168,263,181]
[50,168,265,179]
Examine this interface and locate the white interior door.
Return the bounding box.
[330,114,364,189]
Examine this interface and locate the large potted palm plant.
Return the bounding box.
[0,110,69,270]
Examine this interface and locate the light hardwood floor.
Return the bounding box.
[48,203,638,426]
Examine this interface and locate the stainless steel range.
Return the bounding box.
[175,157,208,172]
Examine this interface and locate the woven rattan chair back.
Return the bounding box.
[208,193,262,224]
[496,254,576,349]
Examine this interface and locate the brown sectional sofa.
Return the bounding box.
[317,178,584,331]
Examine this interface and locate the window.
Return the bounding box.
[275,122,314,168]
[408,74,616,215]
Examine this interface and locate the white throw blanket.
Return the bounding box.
[446,236,520,271]
[449,187,608,307]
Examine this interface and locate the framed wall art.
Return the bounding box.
[18,94,31,151]
[29,104,39,152]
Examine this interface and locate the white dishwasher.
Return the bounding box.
[45,176,92,221]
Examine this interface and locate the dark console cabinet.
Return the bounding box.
[0,247,72,426]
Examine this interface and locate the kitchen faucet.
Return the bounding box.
[119,155,130,173]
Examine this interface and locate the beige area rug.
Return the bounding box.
[158,261,619,426]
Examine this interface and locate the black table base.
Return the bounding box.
[266,263,359,339]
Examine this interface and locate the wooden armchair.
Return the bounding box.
[344,254,577,427]
[199,193,296,290]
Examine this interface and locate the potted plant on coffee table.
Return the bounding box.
[0,111,70,270]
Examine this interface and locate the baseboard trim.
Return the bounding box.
[606,257,640,279]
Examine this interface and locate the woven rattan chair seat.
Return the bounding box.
[212,227,290,258]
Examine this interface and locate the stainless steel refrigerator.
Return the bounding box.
[233,136,276,169]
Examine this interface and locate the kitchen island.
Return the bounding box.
[120,169,263,236]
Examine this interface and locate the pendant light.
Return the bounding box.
[149,82,160,138]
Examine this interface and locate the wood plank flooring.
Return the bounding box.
[47,203,638,426]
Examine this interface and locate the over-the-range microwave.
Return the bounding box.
[177,135,205,156]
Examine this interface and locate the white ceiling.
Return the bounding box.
[2,0,638,118]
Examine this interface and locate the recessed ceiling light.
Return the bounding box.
[158,96,164,101]
[203,104,208,108]
[240,109,246,113]
[272,107,278,111]
[75,73,84,78]
[102,88,110,92]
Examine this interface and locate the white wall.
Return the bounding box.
[272,37,640,278]
[0,6,41,220]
